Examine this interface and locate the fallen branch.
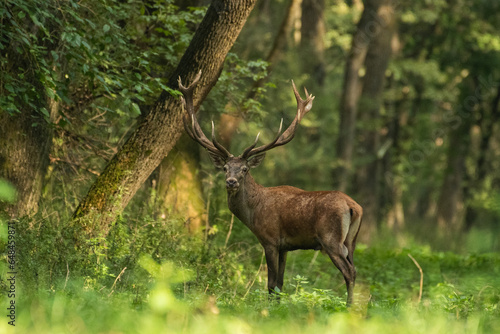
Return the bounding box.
[408,253,423,304]
[108,267,127,297]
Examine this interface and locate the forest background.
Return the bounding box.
[1,0,499,333]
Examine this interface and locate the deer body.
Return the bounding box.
[179,72,363,305]
[228,174,361,253]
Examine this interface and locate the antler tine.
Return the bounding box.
[179,71,231,158]
[240,118,284,158]
[178,70,202,92]
[211,121,232,157]
[240,81,314,159]
[239,132,261,158]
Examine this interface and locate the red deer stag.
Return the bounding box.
[178,72,363,305]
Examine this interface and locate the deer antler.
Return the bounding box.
[179,71,232,159]
[240,80,315,159]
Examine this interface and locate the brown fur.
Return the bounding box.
[179,75,363,305]
[224,161,363,305]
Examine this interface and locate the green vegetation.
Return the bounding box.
[1,0,500,333]
[1,209,500,333]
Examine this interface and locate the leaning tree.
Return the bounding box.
[72,0,258,242]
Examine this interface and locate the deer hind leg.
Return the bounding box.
[345,212,362,266]
[319,211,356,306]
[324,243,356,306]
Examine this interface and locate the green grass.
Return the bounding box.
[2,243,499,333]
[1,211,499,333]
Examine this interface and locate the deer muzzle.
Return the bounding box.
[226,177,239,191]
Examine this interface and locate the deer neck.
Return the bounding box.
[227,173,262,227]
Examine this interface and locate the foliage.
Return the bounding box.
[1,0,500,332]
[1,0,204,116]
[0,179,16,203]
[2,210,500,332]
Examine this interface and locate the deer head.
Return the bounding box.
[178,71,315,194]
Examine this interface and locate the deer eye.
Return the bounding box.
[241,166,248,173]
[223,166,228,172]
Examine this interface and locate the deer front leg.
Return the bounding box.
[264,247,280,296]
[277,250,288,292]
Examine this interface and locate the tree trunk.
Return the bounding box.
[335,0,385,192]
[72,0,257,240]
[356,0,395,232]
[384,92,409,232]
[463,85,500,230]
[0,111,53,219]
[436,79,478,230]
[436,129,468,229]
[156,136,206,233]
[0,37,56,219]
[300,0,326,86]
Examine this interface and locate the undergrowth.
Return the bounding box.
[1,210,499,333]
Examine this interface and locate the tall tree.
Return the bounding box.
[356,0,396,229]
[0,1,59,219]
[72,0,258,240]
[300,0,326,86]
[464,86,500,230]
[335,0,396,234]
[0,106,54,219]
[1,0,200,219]
[335,0,379,193]
[156,136,206,232]
[434,0,500,231]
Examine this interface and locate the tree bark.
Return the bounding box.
[356,0,395,231]
[463,85,500,230]
[300,0,326,86]
[0,31,56,219]
[72,0,257,239]
[156,136,206,232]
[0,111,53,219]
[335,0,383,192]
[436,78,477,230]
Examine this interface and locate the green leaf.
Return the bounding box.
[40,107,50,118]
[131,103,141,116]
[4,83,14,93]
[18,11,26,19]
[103,24,110,33]
[0,179,17,203]
[51,50,59,61]
[46,87,55,99]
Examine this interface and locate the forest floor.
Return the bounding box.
[3,238,499,334]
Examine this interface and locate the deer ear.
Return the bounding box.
[247,153,266,168]
[207,152,226,169]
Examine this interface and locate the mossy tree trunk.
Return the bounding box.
[0,111,53,219]
[72,0,257,240]
[0,37,56,219]
[156,137,206,233]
